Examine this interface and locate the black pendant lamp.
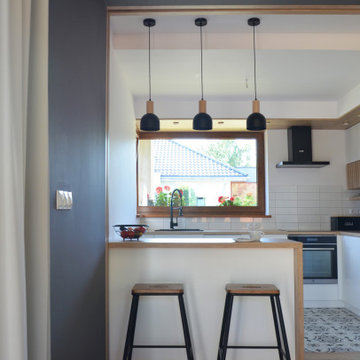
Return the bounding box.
[140,18,160,131]
[193,18,212,131]
[247,17,266,131]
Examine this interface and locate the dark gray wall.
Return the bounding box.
[48,0,106,359]
[106,0,360,6]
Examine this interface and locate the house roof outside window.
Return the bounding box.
[153,139,249,179]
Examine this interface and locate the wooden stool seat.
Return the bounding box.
[132,283,184,295]
[226,283,280,295]
[218,283,291,360]
[123,283,193,360]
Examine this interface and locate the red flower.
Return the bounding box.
[164,185,170,191]
[218,196,225,204]
[156,186,163,194]
[179,189,183,195]
[230,197,235,202]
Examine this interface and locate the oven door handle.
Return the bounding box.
[303,247,336,251]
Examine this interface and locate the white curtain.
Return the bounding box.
[0,0,50,359]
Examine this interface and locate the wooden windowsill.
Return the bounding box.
[136,206,270,218]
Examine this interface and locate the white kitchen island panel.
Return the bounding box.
[108,239,303,360]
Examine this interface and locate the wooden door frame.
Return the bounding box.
[105,6,360,360]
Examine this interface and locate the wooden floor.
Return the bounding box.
[305,352,360,360]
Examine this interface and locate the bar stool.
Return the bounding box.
[217,284,291,360]
[123,283,194,360]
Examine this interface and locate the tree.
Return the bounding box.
[205,140,252,167]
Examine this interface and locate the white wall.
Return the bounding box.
[109,56,360,233]
[109,83,360,232]
[268,129,346,187]
[108,46,138,239]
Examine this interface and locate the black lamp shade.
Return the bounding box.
[193,112,212,130]
[246,112,266,131]
[140,113,160,131]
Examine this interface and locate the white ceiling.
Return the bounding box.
[110,14,360,102]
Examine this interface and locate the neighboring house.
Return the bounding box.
[150,139,249,205]
[232,166,258,199]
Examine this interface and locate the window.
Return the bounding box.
[137,132,265,217]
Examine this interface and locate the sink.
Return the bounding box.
[155,229,204,232]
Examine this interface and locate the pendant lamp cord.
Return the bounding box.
[252,24,258,101]
[148,25,152,101]
[200,25,204,100]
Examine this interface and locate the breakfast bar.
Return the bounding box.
[109,236,303,360]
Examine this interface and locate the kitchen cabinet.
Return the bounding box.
[346,160,360,189]
[339,235,360,316]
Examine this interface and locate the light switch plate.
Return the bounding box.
[56,190,73,210]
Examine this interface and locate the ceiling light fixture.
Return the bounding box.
[140,18,160,132]
[247,17,266,131]
[193,18,212,131]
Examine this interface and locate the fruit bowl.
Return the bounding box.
[113,224,149,241]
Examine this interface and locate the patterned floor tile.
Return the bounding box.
[305,308,360,352]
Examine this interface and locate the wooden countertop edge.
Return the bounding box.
[108,231,360,249]
[108,239,302,249]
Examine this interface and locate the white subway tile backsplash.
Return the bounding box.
[297,207,320,215]
[240,218,254,223]
[342,200,360,208]
[186,222,208,230]
[143,184,356,232]
[320,215,332,223]
[269,192,276,200]
[297,185,320,193]
[319,200,342,208]
[276,192,297,200]
[320,185,343,193]
[319,192,342,200]
[208,222,232,230]
[230,223,249,230]
[298,223,321,231]
[320,223,331,231]
[276,207,298,215]
[261,222,277,230]
[319,207,343,215]
[270,185,297,193]
[297,192,320,200]
[277,222,299,231]
[146,218,166,231]
[275,200,298,208]
[261,217,276,224]
[298,200,319,208]
[276,214,298,222]
[298,214,321,223]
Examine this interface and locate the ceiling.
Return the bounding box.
[110,13,360,129]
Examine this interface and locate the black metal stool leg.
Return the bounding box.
[270,295,284,360]
[217,293,231,360]
[178,294,194,360]
[123,294,139,360]
[275,295,291,360]
[218,293,234,360]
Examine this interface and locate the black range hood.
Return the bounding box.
[276,126,330,168]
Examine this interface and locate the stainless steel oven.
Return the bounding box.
[287,235,337,284]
